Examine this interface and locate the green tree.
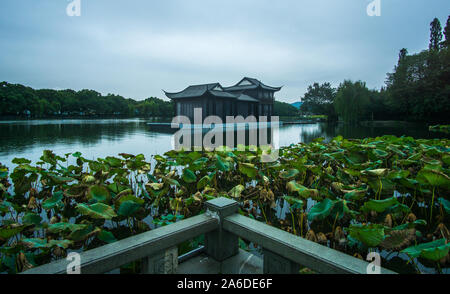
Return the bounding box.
[300,82,336,119]
[334,80,370,124]
[442,16,450,48]
[429,18,443,51]
[273,101,298,117]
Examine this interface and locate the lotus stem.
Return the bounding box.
[332,212,339,233]
[290,210,297,235]
[436,261,443,274]
[430,186,435,225]
[300,212,304,238]
[258,201,268,224]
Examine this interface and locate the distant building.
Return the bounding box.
[164,77,282,122]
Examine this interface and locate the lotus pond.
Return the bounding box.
[0,135,449,274]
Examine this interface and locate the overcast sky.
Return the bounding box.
[0,0,448,103]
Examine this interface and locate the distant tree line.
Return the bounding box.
[273,100,299,117]
[301,15,450,124]
[0,81,300,119]
[0,83,175,118]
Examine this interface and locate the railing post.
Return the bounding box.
[205,197,239,261]
[141,246,178,274]
[263,249,301,274]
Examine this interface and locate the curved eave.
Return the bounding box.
[259,84,283,92]
[163,90,180,99]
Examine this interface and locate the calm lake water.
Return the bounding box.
[0,119,448,169]
[0,118,448,274]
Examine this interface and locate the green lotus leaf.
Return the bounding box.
[343,169,361,177]
[192,157,209,166]
[343,186,368,200]
[372,149,389,158]
[98,230,117,244]
[12,158,32,165]
[47,222,89,234]
[347,224,385,247]
[308,198,334,221]
[387,170,410,181]
[107,182,128,194]
[22,213,42,226]
[386,145,406,157]
[367,178,395,195]
[50,240,74,249]
[390,220,427,232]
[197,175,211,190]
[362,169,389,177]
[438,198,450,214]
[346,151,367,164]
[76,203,117,219]
[229,185,245,199]
[402,239,450,261]
[88,161,104,172]
[279,169,299,180]
[163,177,180,187]
[398,178,419,189]
[42,191,64,210]
[421,246,450,262]
[23,238,72,249]
[239,163,258,178]
[362,196,399,213]
[182,168,197,184]
[287,181,319,199]
[118,200,142,217]
[0,226,26,239]
[215,155,230,172]
[48,174,75,184]
[105,156,123,167]
[87,185,111,204]
[283,195,303,210]
[443,155,450,166]
[418,169,450,187]
[68,225,100,242]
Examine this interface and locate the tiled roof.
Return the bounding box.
[164,77,281,99]
[223,77,282,92]
[237,94,258,102]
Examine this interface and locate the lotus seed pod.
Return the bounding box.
[384,214,393,228]
[406,213,417,223]
[317,232,327,244]
[53,246,65,258]
[83,175,96,184]
[17,252,33,272]
[29,188,38,198]
[306,230,317,242]
[334,226,345,242]
[268,189,275,201]
[50,216,59,224]
[27,196,38,210]
[354,253,363,260]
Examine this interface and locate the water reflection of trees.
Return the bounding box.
[0,121,147,154]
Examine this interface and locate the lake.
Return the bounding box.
[1,118,449,274]
[0,119,448,169]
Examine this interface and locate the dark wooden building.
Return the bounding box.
[164,77,282,122]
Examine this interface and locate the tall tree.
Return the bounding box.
[429,18,443,51]
[442,15,450,48]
